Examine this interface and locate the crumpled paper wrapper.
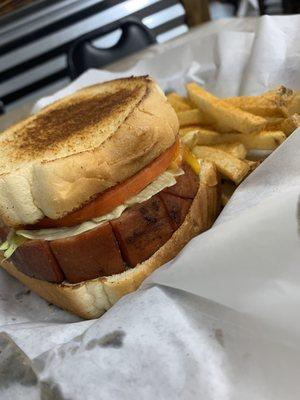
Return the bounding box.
[1,15,300,400]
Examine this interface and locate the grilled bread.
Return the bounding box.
[0,77,178,227]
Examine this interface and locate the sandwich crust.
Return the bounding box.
[0,77,178,227]
[0,162,220,319]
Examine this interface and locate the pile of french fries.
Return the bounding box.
[167,84,300,206]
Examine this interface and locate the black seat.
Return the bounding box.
[0,100,4,115]
[258,0,300,14]
[68,18,156,79]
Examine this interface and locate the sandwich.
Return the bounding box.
[0,76,220,319]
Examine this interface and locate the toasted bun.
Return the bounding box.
[0,77,178,227]
[0,162,219,319]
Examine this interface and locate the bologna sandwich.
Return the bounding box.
[0,76,219,318]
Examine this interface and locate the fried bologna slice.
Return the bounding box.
[0,162,220,319]
[50,223,125,283]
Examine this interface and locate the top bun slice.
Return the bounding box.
[0,77,178,227]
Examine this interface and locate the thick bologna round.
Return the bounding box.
[50,223,125,283]
[159,192,192,231]
[163,163,199,199]
[5,163,199,284]
[11,241,64,283]
[0,225,9,242]
[111,195,174,267]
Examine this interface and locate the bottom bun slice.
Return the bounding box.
[0,162,220,319]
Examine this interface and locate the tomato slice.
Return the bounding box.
[31,140,179,229]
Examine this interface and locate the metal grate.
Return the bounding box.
[0,0,188,110]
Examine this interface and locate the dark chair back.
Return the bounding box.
[0,101,4,115]
[68,18,156,79]
[0,0,187,111]
[258,0,300,14]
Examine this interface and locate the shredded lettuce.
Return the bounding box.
[0,241,9,251]
[0,232,27,258]
[16,165,184,242]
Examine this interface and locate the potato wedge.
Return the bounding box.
[265,117,285,130]
[288,92,300,115]
[225,97,287,117]
[179,125,201,137]
[167,92,192,112]
[177,109,205,127]
[212,143,247,159]
[180,127,220,148]
[280,114,300,136]
[265,114,300,136]
[225,86,293,117]
[193,146,250,184]
[181,127,285,150]
[244,159,261,171]
[180,128,203,148]
[194,129,286,150]
[186,83,266,134]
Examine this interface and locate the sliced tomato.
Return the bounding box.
[31,140,179,229]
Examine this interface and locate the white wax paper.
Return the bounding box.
[1,15,300,399]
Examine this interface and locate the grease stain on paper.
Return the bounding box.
[0,332,38,389]
[14,289,31,301]
[214,328,225,348]
[86,330,125,350]
[40,380,71,400]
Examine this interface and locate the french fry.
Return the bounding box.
[180,128,203,148]
[177,109,205,127]
[186,83,267,134]
[179,125,201,136]
[225,97,286,117]
[180,127,220,147]
[265,115,299,135]
[241,130,286,149]
[167,93,192,112]
[221,181,236,206]
[280,114,300,136]
[212,143,247,159]
[193,146,250,184]
[225,86,293,117]
[181,127,286,150]
[288,91,300,115]
[279,115,300,136]
[167,83,293,191]
[265,114,300,136]
[272,85,294,101]
[244,159,261,171]
[265,116,284,130]
[199,161,219,188]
